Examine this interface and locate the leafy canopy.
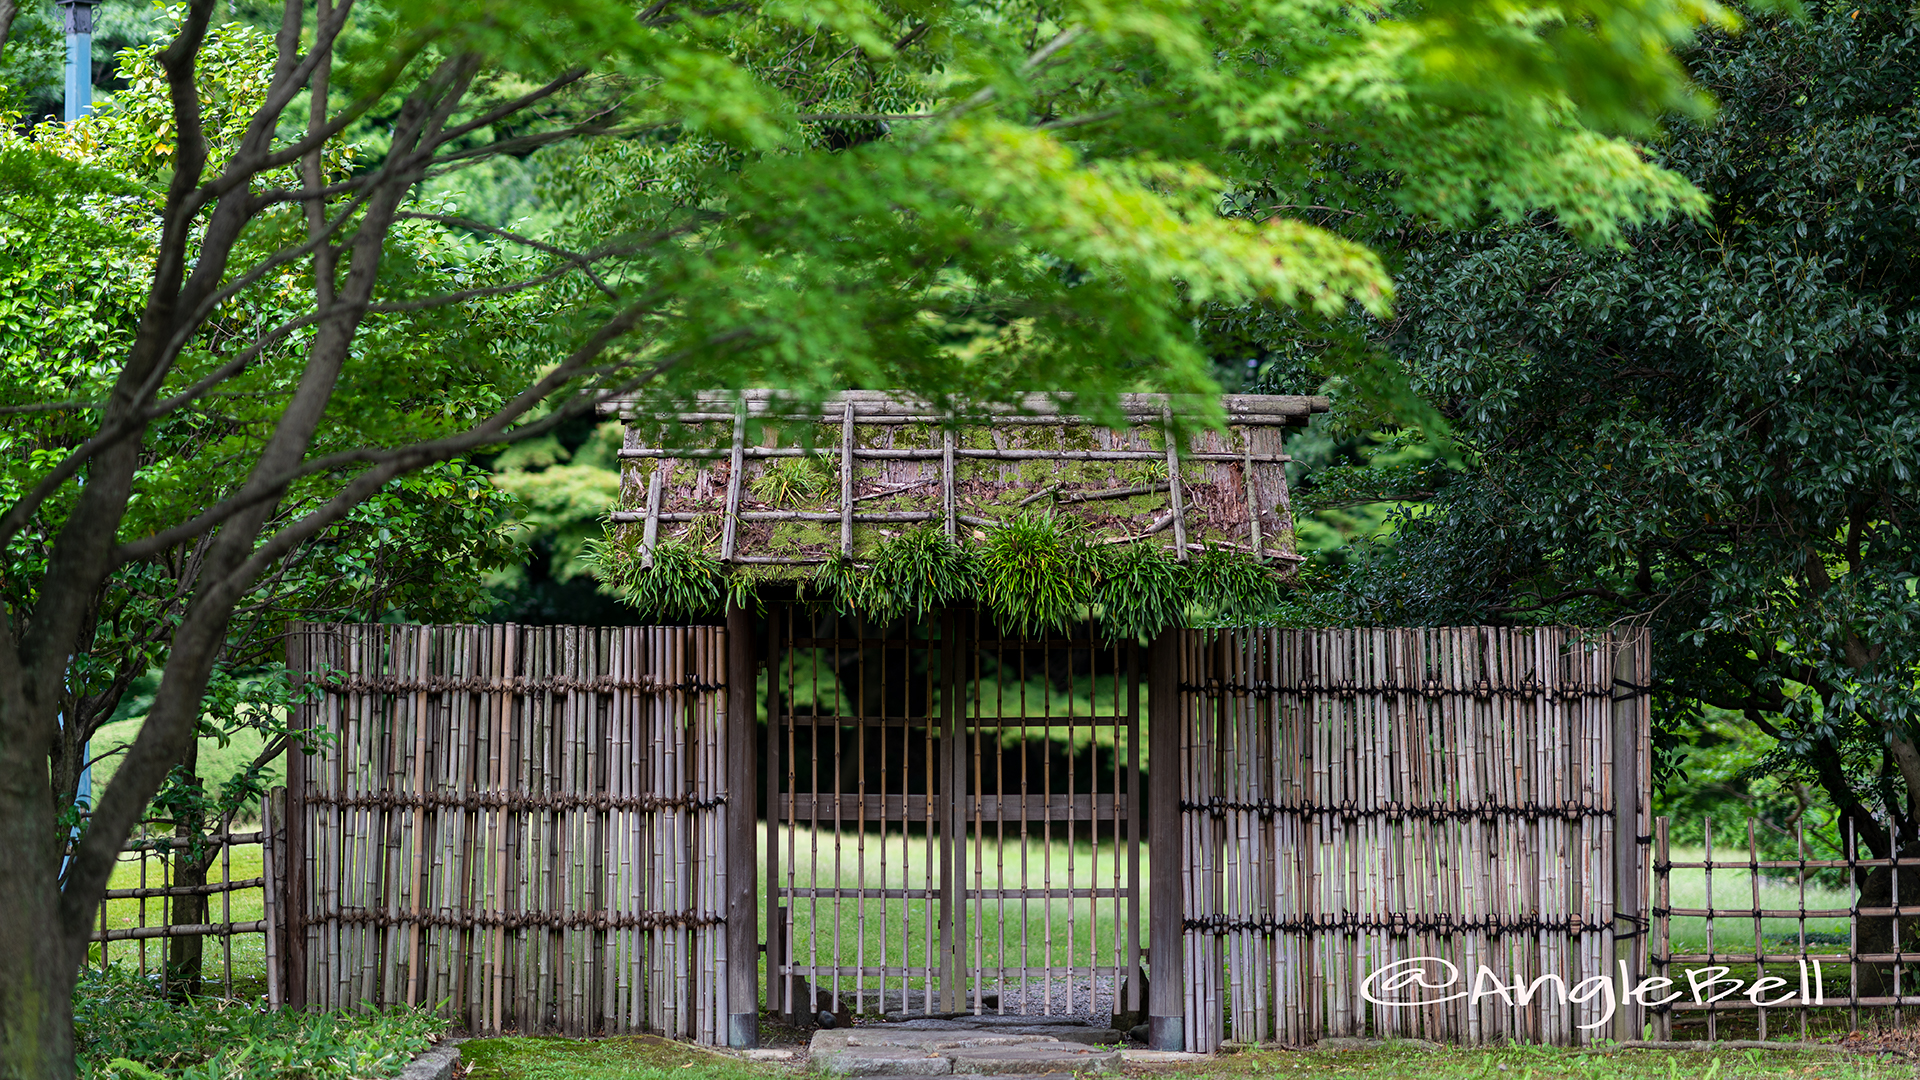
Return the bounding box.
[1319,0,1920,858]
[0,0,1742,1065]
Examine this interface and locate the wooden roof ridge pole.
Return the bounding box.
[598,389,1333,424]
[720,399,746,563]
[641,468,663,570]
[1243,430,1263,560]
[1162,407,1189,562]
[840,401,855,559]
[620,446,1295,463]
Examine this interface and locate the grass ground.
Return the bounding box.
[1173,1043,1915,1079]
[768,822,1145,1000]
[1663,848,1853,955]
[463,1036,772,1080]
[458,1035,1919,1080]
[89,843,269,999]
[87,720,285,821]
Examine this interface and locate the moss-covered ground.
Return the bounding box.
[459,1035,1918,1080]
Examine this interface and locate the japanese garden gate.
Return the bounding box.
[275,620,1649,1049]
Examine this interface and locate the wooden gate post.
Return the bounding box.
[1611,629,1648,1042]
[726,602,760,1047]
[1146,629,1185,1051]
[283,626,309,1011]
[937,608,969,1013]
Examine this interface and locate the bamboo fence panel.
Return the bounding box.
[1179,627,1650,1049]
[1651,815,1920,1038]
[287,623,729,1040]
[86,827,271,1000]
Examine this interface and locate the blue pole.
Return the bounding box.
[59,1,98,873]
[59,0,95,123]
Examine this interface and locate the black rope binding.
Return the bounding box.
[1178,797,1612,822]
[1611,677,1652,701]
[1182,912,1616,938]
[1178,677,1624,703]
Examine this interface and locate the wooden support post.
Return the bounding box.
[1161,408,1189,562]
[1611,629,1645,1042]
[641,468,663,569]
[284,625,309,1010]
[840,402,856,559]
[1241,429,1263,559]
[726,601,760,1047]
[1147,630,1185,1050]
[764,606,784,1016]
[941,428,957,539]
[721,399,747,563]
[263,786,287,1009]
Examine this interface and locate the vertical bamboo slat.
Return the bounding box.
[1176,626,1648,1050]
[285,623,730,1041]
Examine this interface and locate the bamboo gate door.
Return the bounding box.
[1172,627,1651,1050]
[766,605,1145,1023]
[282,623,735,1041]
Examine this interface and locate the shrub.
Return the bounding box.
[74,967,446,1080]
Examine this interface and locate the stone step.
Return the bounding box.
[810,1027,1121,1076]
[851,1075,1085,1080]
[948,1046,1120,1075]
[880,1022,1123,1046]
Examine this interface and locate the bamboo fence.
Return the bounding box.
[287,623,731,1040]
[1652,816,1920,1040]
[88,828,271,1000]
[1177,627,1651,1049]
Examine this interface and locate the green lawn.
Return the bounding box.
[87,721,286,826]
[464,1036,773,1080]
[765,822,1145,1008]
[1661,848,1853,955]
[1176,1044,1913,1079]
[89,842,269,999]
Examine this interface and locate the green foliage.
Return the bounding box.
[1,14,524,857]
[748,456,835,507]
[821,527,972,626]
[593,536,725,623]
[72,967,444,1080]
[493,0,1731,440]
[1095,542,1187,643]
[605,516,1289,639]
[489,421,626,589]
[1654,707,1851,880]
[975,513,1102,636]
[1313,0,1920,853]
[1184,547,1285,626]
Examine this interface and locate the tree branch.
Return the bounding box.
[0,0,19,67]
[396,211,620,297]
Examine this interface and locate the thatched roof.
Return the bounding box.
[599,390,1328,575]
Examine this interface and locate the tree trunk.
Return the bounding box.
[0,741,80,1080]
[164,742,205,999]
[1854,855,1920,1001]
